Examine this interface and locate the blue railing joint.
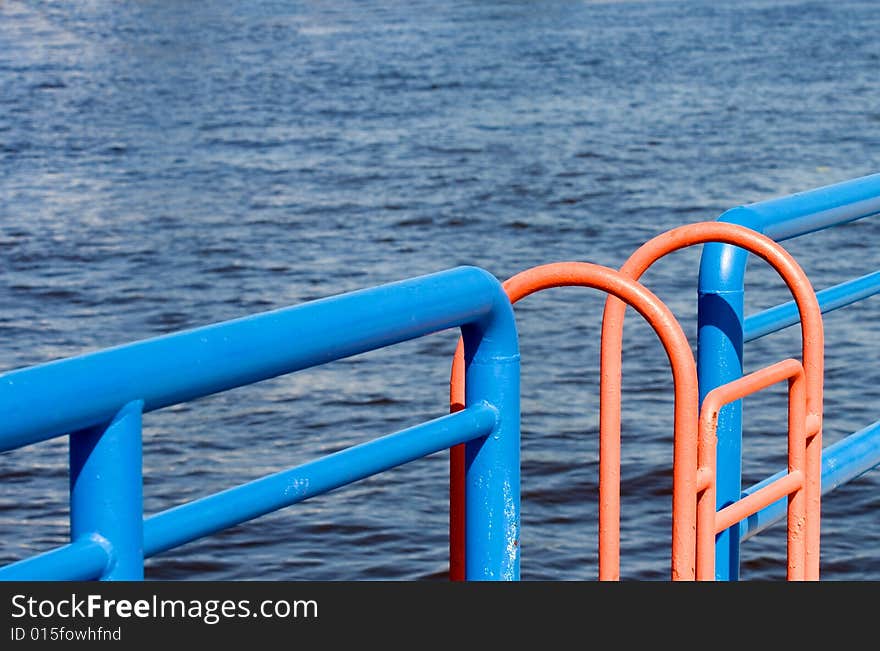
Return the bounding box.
[83,532,115,578]
[698,289,744,296]
[471,400,502,434]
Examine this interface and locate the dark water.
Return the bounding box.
[2,0,880,580]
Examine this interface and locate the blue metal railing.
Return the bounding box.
[698,172,880,580]
[4,175,880,582]
[0,266,521,581]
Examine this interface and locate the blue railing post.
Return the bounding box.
[698,245,747,581]
[463,291,520,580]
[69,400,144,580]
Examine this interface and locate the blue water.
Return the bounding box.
[2,0,880,580]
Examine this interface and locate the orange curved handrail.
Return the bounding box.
[448,262,700,581]
[600,221,824,580]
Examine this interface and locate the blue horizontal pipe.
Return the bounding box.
[702,173,880,293]
[744,270,880,341]
[0,537,109,581]
[739,418,880,542]
[0,266,504,452]
[735,173,880,242]
[143,404,498,557]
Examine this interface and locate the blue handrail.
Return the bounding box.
[0,266,521,581]
[698,172,880,580]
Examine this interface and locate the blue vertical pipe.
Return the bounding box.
[697,258,745,581]
[463,286,520,580]
[69,400,144,580]
[698,172,880,580]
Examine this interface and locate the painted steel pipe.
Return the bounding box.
[0,267,509,452]
[697,273,744,580]
[143,405,498,560]
[0,538,109,581]
[603,221,824,580]
[745,270,880,341]
[69,400,144,580]
[740,418,880,542]
[698,172,880,580]
[453,222,824,581]
[732,173,880,242]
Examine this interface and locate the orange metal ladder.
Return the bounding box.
[449,221,824,580]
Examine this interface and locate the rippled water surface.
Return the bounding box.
[2,0,880,580]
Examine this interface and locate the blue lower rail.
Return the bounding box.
[739,417,880,542]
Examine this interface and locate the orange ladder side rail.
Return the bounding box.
[697,359,809,580]
[449,262,700,581]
